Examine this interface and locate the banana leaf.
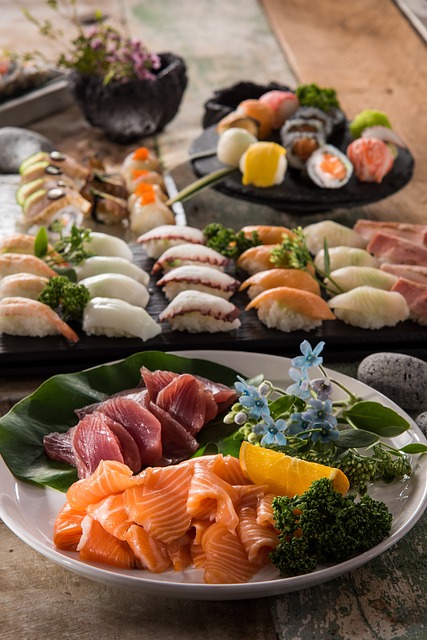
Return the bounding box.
[0,351,241,493]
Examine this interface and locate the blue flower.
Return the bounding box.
[311,422,340,444]
[253,417,288,447]
[287,412,311,439]
[235,376,271,421]
[285,367,311,400]
[302,399,337,428]
[311,378,333,401]
[292,340,325,370]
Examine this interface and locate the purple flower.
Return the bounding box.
[311,378,333,401]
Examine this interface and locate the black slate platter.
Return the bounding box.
[189,125,415,213]
[1,244,427,376]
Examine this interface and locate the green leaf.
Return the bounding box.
[269,394,297,419]
[344,401,411,437]
[34,226,49,259]
[0,351,241,493]
[195,422,245,458]
[335,429,379,449]
[399,443,427,454]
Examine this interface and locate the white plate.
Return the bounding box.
[1,350,426,600]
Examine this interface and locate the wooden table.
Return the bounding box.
[1,2,426,639]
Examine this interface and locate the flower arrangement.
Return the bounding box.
[222,340,427,492]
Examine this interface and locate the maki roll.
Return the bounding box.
[306,144,353,189]
[288,106,334,138]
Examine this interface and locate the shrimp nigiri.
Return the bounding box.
[0,253,57,279]
[0,297,79,341]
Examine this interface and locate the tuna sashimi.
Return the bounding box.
[156,373,217,434]
[354,220,427,247]
[391,277,427,325]
[381,263,427,286]
[367,232,427,266]
[44,427,77,467]
[72,413,125,479]
[148,401,199,463]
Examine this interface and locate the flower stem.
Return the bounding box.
[165,166,237,206]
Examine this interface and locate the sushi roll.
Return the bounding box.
[0,297,79,341]
[240,225,295,245]
[0,273,49,300]
[246,286,335,332]
[306,144,353,189]
[137,225,206,259]
[83,232,134,262]
[303,220,367,255]
[83,297,161,341]
[281,130,326,170]
[235,99,275,139]
[79,273,150,308]
[239,142,287,188]
[324,266,398,295]
[151,243,230,274]
[314,246,380,272]
[21,184,92,225]
[19,150,90,183]
[157,265,240,301]
[289,106,334,138]
[216,127,258,167]
[75,256,150,287]
[258,90,300,129]
[328,286,410,329]
[0,253,57,280]
[158,290,241,333]
[239,268,321,299]
[346,138,394,183]
[237,245,278,275]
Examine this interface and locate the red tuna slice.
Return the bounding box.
[107,420,142,472]
[354,220,427,247]
[391,277,427,325]
[44,426,77,466]
[140,367,178,401]
[148,401,199,464]
[72,413,125,478]
[367,232,427,267]
[96,396,162,466]
[381,263,427,286]
[156,374,217,434]
[194,375,238,412]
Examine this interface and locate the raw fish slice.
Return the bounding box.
[77,516,136,568]
[157,265,240,301]
[187,464,239,533]
[66,460,138,510]
[240,268,320,298]
[380,263,427,285]
[72,413,125,478]
[202,521,259,584]
[193,376,237,412]
[0,297,79,342]
[237,504,279,565]
[256,494,276,527]
[391,277,427,325]
[166,533,194,572]
[136,224,206,259]
[191,541,206,568]
[158,290,241,333]
[83,297,161,341]
[96,396,162,466]
[325,266,397,295]
[104,420,142,472]
[125,524,171,573]
[303,220,367,255]
[156,373,217,434]
[148,401,199,463]
[86,493,133,540]
[234,483,269,509]
[82,231,134,261]
[44,426,77,467]
[0,253,57,279]
[79,273,150,309]
[53,502,86,551]
[191,519,211,546]
[237,244,278,275]
[354,220,427,247]
[125,464,193,544]
[151,243,229,274]
[314,246,380,272]
[0,272,49,300]
[140,367,178,400]
[346,137,395,183]
[76,256,150,287]
[328,285,410,329]
[367,232,427,266]
[258,90,300,128]
[207,454,251,486]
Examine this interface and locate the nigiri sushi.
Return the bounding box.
[346,138,395,183]
[239,268,320,299]
[83,297,161,340]
[0,253,57,280]
[237,245,280,275]
[306,144,353,189]
[19,150,90,183]
[0,297,79,341]
[258,90,300,128]
[314,246,380,272]
[157,265,240,301]
[216,111,260,138]
[303,220,367,255]
[0,273,49,300]
[158,290,240,333]
[129,198,175,236]
[380,263,427,286]
[128,183,167,210]
[137,225,206,259]
[121,147,163,188]
[216,127,258,167]
[239,142,287,188]
[246,286,335,332]
[82,232,134,261]
[79,273,150,308]
[324,266,397,295]
[236,99,275,139]
[75,256,150,287]
[125,168,166,193]
[151,243,229,274]
[239,225,295,245]
[328,286,409,329]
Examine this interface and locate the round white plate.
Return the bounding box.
[0,350,426,600]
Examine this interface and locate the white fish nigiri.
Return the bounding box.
[129,200,175,236]
[303,220,368,255]
[152,243,229,274]
[75,256,150,287]
[328,286,409,329]
[325,266,397,295]
[158,290,241,333]
[0,273,49,300]
[314,246,380,272]
[83,232,134,261]
[157,265,240,301]
[83,297,161,340]
[0,297,79,341]
[79,273,150,308]
[137,224,206,259]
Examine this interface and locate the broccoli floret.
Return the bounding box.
[270,478,392,576]
[203,223,261,259]
[295,83,340,112]
[38,275,90,323]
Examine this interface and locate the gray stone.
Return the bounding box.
[415,411,427,437]
[357,352,427,412]
[0,127,54,173]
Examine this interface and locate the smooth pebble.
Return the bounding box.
[357,352,427,412]
[0,127,54,173]
[415,412,427,437]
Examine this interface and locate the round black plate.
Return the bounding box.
[189,125,415,214]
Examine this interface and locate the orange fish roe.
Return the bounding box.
[132,169,150,179]
[138,189,157,206]
[134,182,155,196]
[132,147,150,161]
[320,152,347,180]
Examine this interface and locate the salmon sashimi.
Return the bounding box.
[354,220,427,247]
[166,533,194,572]
[240,225,295,245]
[256,493,276,527]
[234,483,269,509]
[237,505,279,565]
[125,524,171,573]
[77,516,136,568]
[53,502,86,551]
[187,463,239,532]
[86,493,132,541]
[367,232,427,266]
[207,454,251,486]
[240,268,321,298]
[202,522,260,584]
[66,460,139,510]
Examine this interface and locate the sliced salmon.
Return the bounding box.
[53,502,86,551]
[246,286,335,320]
[237,505,279,565]
[66,460,139,510]
[86,493,132,541]
[77,516,136,568]
[202,522,259,584]
[125,524,171,573]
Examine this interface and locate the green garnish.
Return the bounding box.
[34,223,94,266]
[349,109,392,139]
[38,275,90,323]
[295,83,340,112]
[203,223,261,259]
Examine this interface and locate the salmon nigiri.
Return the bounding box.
[237,245,279,275]
[240,225,295,245]
[240,268,321,299]
[246,286,335,332]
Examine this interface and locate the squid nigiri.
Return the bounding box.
[157,265,240,301]
[75,256,150,287]
[151,243,229,274]
[78,273,150,308]
[328,286,409,329]
[82,232,134,262]
[0,297,79,341]
[137,225,206,259]
[83,297,161,341]
[246,286,335,332]
[158,290,240,333]
[239,225,295,245]
[239,268,320,299]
